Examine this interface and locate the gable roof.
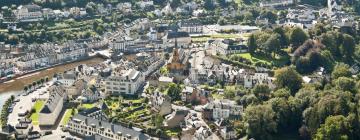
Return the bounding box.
[40,84,65,114]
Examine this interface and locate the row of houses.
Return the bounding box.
[17,42,88,71]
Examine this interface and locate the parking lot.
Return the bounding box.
[7,81,53,129]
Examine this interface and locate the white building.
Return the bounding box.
[209,39,248,55]
[16,4,44,22]
[259,0,295,8]
[220,126,237,140]
[150,92,172,115]
[39,84,65,126]
[178,20,203,34]
[105,69,145,95]
[203,99,243,120]
[58,70,77,87]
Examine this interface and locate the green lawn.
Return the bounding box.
[81,103,97,109]
[61,109,77,125]
[191,34,245,42]
[230,53,290,68]
[237,53,271,65]
[30,100,45,125]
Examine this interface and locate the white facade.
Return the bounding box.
[105,69,145,95]
[16,5,44,22]
[259,0,295,8]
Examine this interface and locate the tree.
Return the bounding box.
[248,34,257,55]
[266,97,292,131]
[204,0,215,10]
[272,88,291,99]
[45,76,49,82]
[32,81,37,89]
[261,10,278,23]
[290,27,308,48]
[167,83,181,101]
[170,0,181,8]
[252,84,270,101]
[273,27,289,47]
[333,77,356,93]
[263,34,280,58]
[315,115,351,140]
[320,50,335,72]
[23,86,28,93]
[224,86,236,99]
[28,84,32,91]
[40,78,45,85]
[275,67,302,94]
[321,31,341,59]
[340,34,355,63]
[331,63,351,80]
[244,104,277,140]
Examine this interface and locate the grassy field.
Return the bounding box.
[237,53,272,65]
[230,53,290,68]
[191,34,245,42]
[61,109,77,125]
[81,103,97,109]
[30,100,45,125]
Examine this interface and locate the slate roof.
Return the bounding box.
[40,84,65,114]
[71,114,149,140]
[167,31,190,39]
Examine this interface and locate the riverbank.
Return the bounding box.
[0,57,105,93]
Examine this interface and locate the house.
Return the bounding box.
[110,36,134,52]
[161,3,173,16]
[220,126,237,140]
[66,113,150,140]
[15,4,44,22]
[116,2,132,14]
[210,39,248,55]
[58,70,77,87]
[164,31,191,48]
[69,7,87,18]
[81,86,101,103]
[259,0,295,8]
[202,99,243,120]
[39,83,65,126]
[66,79,87,98]
[181,87,209,105]
[194,126,212,140]
[42,8,54,19]
[137,0,154,9]
[105,69,145,95]
[164,110,189,128]
[178,20,203,34]
[158,76,174,88]
[243,73,275,89]
[150,92,172,116]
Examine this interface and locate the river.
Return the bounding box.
[0,57,105,111]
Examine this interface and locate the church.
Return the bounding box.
[166,38,189,81]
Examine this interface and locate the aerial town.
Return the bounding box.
[1,0,360,139]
